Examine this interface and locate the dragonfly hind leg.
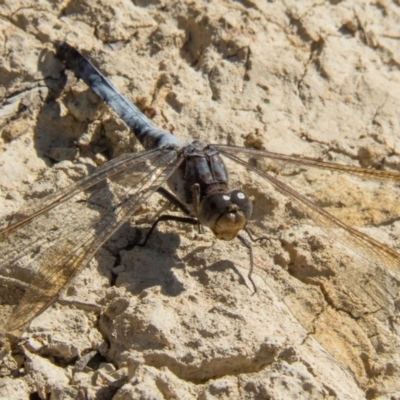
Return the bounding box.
[157,187,194,218]
[157,187,203,234]
[127,215,198,249]
[127,187,199,249]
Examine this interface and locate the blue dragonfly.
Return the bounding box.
[1,42,400,339]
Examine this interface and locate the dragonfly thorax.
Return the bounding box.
[198,190,252,240]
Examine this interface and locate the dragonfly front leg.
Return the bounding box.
[237,233,258,294]
[243,227,270,243]
[191,183,204,234]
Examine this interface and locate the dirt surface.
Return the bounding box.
[1,1,400,399]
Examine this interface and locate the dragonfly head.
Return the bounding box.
[198,190,252,240]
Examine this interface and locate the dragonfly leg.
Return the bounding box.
[237,233,257,294]
[191,183,203,234]
[127,187,203,249]
[157,186,204,234]
[128,215,199,249]
[244,227,269,243]
[157,187,193,217]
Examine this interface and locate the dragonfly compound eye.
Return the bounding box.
[198,191,253,241]
[229,190,252,219]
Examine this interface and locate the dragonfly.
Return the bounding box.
[1,42,400,347]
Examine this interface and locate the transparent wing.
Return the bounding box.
[219,145,400,265]
[219,145,400,379]
[0,147,182,336]
[218,145,400,227]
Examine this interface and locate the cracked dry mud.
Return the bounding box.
[1,1,400,399]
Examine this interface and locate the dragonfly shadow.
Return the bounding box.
[33,48,108,167]
[194,259,248,290]
[207,260,247,286]
[116,229,186,297]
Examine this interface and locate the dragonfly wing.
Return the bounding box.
[0,149,158,273]
[219,145,400,270]
[219,145,400,378]
[218,145,400,228]
[1,147,182,336]
[217,145,400,182]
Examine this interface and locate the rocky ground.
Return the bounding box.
[1,0,400,399]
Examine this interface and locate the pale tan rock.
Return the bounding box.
[24,350,69,398]
[0,376,30,400]
[1,0,400,399]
